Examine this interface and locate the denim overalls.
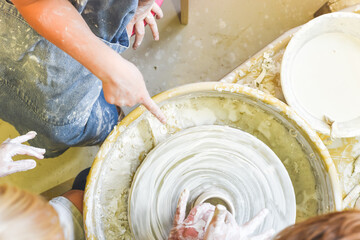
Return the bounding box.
[0,0,138,157]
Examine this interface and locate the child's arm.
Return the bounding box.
[62,190,84,214]
[11,0,166,123]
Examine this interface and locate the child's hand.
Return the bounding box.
[102,56,166,123]
[127,0,164,49]
[0,131,45,177]
[168,189,215,240]
[204,207,274,240]
[169,189,274,240]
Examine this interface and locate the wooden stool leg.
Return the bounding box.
[181,0,189,25]
[314,0,360,17]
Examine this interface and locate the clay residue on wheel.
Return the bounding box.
[95,95,325,239]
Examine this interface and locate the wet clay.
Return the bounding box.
[129,125,296,239]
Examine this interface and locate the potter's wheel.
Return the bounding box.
[129,125,296,239]
[84,83,341,240]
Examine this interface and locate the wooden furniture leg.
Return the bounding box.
[315,0,360,17]
[181,0,189,25]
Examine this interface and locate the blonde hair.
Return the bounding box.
[275,210,360,240]
[0,184,64,240]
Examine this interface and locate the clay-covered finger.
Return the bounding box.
[6,160,36,175]
[152,2,164,19]
[10,131,37,144]
[184,202,215,224]
[145,14,159,40]
[242,208,269,234]
[173,189,189,226]
[202,203,216,220]
[15,145,46,159]
[205,209,215,230]
[133,21,145,49]
[142,97,166,124]
[212,205,227,226]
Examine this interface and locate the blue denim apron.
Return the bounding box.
[0,0,138,157]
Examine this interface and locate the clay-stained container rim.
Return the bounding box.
[83,82,342,240]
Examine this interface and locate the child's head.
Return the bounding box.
[275,210,360,240]
[0,184,64,240]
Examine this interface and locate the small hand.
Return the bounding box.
[126,0,164,49]
[0,131,46,177]
[102,57,166,123]
[205,206,274,240]
[168,189,215,240]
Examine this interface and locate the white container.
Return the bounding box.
[281,12,360,138]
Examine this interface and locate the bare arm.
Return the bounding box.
[12,0,111,77]
[12,0,166,123]
[62,190,84,214]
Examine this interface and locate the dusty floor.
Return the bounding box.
[0,0,327,195]
[123,0,327,108]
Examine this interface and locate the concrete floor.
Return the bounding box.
[123,0,327,108]
[0,0,327,195]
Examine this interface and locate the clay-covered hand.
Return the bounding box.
[204,206,274,240]
[126,0,164,49]
[0,131,45,177]
[168,189,215,240]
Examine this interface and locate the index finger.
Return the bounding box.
[133,21,145,49]
[142,97,166,124]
